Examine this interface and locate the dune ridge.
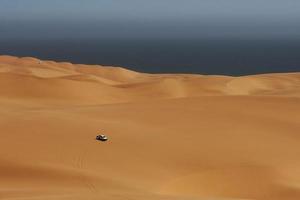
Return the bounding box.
[0,55,299,104]
[0,55,300,200]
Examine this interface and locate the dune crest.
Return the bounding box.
[0,55,300,200]
[1,55,299,105]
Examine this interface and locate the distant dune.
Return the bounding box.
[0,55,299,200]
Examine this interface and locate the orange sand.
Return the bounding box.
[0,55,300,200]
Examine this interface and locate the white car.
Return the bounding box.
[96,135,108,142]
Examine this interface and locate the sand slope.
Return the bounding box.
[0,55,300,200]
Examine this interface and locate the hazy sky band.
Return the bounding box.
[1,0,300,21]
[1,0,300,39]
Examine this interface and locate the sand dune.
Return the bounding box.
[0,55,299,200]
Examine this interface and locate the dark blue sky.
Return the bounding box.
[1,0,300,39]
[1,0,300,74]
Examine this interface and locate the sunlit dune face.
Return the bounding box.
[0,55,300,200]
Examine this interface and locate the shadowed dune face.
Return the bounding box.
[0,55,300,200]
